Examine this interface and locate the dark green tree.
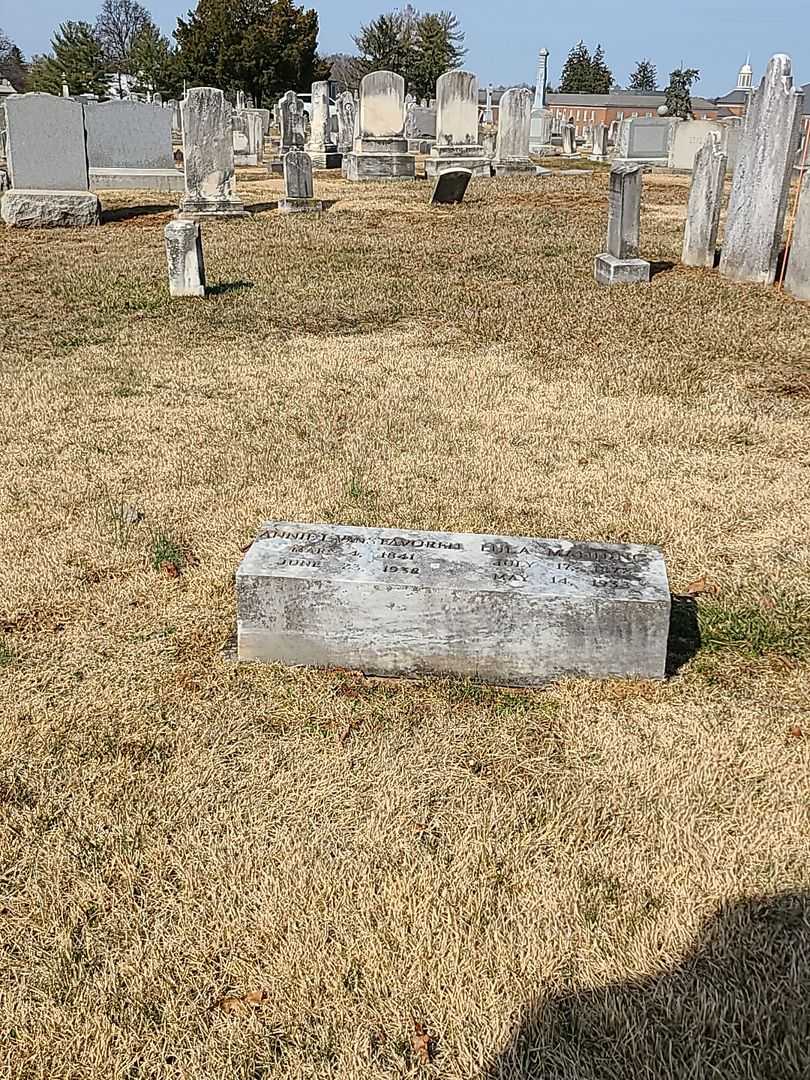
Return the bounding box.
[28,21,109,96]
[129,24,182,96]
[411,10,465,98]
[629,58,657,92]
[559,40,591,93]
[0,29,27,90]
[590,44,612,93]
[664,66,700,118]
[175,0,326,107]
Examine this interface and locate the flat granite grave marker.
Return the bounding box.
[430,167,472,204]
[236,522,671,684]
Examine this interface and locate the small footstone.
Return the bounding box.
[236,521,671,685]
[164,219,206,297]
[1,189,100,228]
[430,168,472,205]
[594,253,651,285]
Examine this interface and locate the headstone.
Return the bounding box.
[720,53,804,286]
[336,90,356,154]
[305,80,340,168]
[1,93,100,228]
[177,87,246,218]
[590,123,609,162]
[426,70,489,178]
[279,90,306,154]
[164,220,206,297]
[617,116,675,163]
[236,90,245,112]
[562,122,577,156]
[83,99,183,192]
[529,48,552,153]
[493,87,533,175]
[236,522,671,684]
[784,170,810,300]
[280,150,322,213]
[343,71,415,181]
[682,133,726,268]
[594,163,650,285]
[232,107,263,166]
[430,167,472,204]
[668,119,724,172]
[483,84,494,124]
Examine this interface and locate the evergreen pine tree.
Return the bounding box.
[0,29,27,90]
[629,58,657,92]
[590,44,613,93]
[129,24,181,96]
[664,67,699,118]
[28,21,109,96]
[559,40,592,93]
[411,11,465,99]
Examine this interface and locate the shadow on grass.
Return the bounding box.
[650,259,677,279]
[206,281,255,297]
[102,204,175,223]
[247,201,279,214]
[483,892,810,1080]
[665,594,701,677]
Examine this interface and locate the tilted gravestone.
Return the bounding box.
[1,92,100,228]
[493,87,533,175]
[431,167,473,204]
[720,53,804,286]
[426,70,489,178]
[305,81,340,168]
[344,71,415,181]
[164,220,206,297]
[178,87,246,218]
[236,522,671,684]
[280,150,322,213]
[594,163,651,285]
[83,99,183,192]
[682,133,726,269]
[784,170,810,301]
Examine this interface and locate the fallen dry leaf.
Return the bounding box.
[215,989,267,1013]
[412,1020,432,1064]
[788,725,803,739]
[683,576,719,596]
[759,595,776,610]
[161,561,181,579]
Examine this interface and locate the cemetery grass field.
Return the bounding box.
[2,168,810,1079]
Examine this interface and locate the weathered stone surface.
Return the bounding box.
[590,123,609,161]
[1,189,100,228]
[178,87,246,217]
[682,133,726,268]
[283,149,314,199]
[529,108,553,153]
[343,151,415,181]
[435,70,478,146]
[5,93,89,190]
[232,108,263,166]
[336,91,356,154]
[669,119,724,172]
[164,219,205,297]
[90,167,184,192]
[533,47,550,111]
[607,162,642,258]
[720,53,804,285]
[278,90,306,153]
[616,116,675,162]
[593,254,651,285]
[306,81,333,152]
[784,170,810,300]
[359,71,406,138]
[236,522,671,684]
[84,99,174,169]
[430,168,472,204]
[494,87,532,167]
[561,123,576,156]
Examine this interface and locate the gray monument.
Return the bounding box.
[590,123,609,162]
[236,522,671,684]
[720,53,804,286]
[344,71,415,181]
[305,81,340,168]
[232,108,264,166]
[280,150,322,213]
[430,168,473,204]
[492,87,533,175]
[426,71,490,178]
[682,133,727,268]
[178,87,246,218]
[616,116,676,164]
[529,47,553,153]
[784,171,810,301]
[561,122,577,157]
[279,90,306,153]
[336,90,356,155]
[164,219,206,297]
[84,99,183,191]
[1,93,101,228]
[594,163,651,285]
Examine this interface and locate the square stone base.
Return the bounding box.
[594,253,651,285]
[90,167,185,193]
[279,197,323,214]
[492,162,534,176]
[307,149,342,170]
[344,152,416,181]
[425,154,491,178]
[177,197,248,220]
[234,153,259,167]
[1,189,100,228]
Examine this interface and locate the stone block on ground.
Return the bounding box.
[594,254,651,285]
[1,189,100,228]
[89,167,184,192]
[164,219,205,297]
[236,522,671,685]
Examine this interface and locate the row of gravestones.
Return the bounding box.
[593,53,809,301]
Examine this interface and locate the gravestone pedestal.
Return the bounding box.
[595,162,650,286]
[164,220,206,297]
[425,144,490,178]
[236,522,671,685]
[344,137,415,180]
[1,189,100,228]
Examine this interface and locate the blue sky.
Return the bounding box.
[5,0,809,96]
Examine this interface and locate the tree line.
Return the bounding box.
[0,5,700,117]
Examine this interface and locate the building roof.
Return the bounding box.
[545,90,717,111]
[714,89,749,104]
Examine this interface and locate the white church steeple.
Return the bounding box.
[736,55,753,91]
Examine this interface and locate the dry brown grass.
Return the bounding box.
[1,168,810,1079]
